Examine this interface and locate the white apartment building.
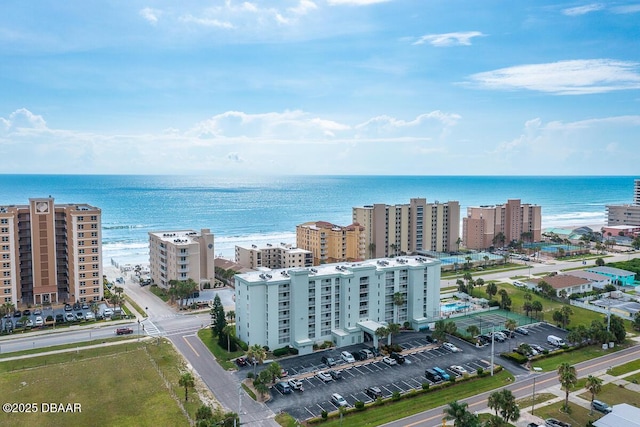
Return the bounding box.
[607,179,640,227]
[148,228,215,289]
[353,198,460,258]
[234,242,313,270]
[234,256,441,355]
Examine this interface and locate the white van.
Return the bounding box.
[547,335,566,347]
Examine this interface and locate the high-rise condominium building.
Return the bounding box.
[0,197,103,308]
[607,179,640,227]
[296,221,366,265]
[353,198,460,258]
[234,242,313,269]
[462,199,542,250]
[234,256,440,355]
[148,228,215,289]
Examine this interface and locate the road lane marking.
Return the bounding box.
[182,335,200,357]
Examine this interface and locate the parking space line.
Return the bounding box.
[305,407,316,417]
[382,385,394,395]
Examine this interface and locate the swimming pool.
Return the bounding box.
[440,302,470,313]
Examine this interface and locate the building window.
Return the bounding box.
[78,232,84,238]
[79,273,85,278]
[91,248,98,253]
[0,219,7,224]
[79,249,85,254]
[1,227,7,232]
[78,224,84,230]
[91,240,98,245]
[91,216,97,221]
[91,224,97,229]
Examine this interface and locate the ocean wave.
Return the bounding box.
[541,211,605,228]
[103,224,147,230]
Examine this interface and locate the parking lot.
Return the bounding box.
[238,319,569,422]
[1,302,123,334]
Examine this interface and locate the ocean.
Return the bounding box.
[0,175,635,264]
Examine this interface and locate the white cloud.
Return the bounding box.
[139,8,161,24]
[0,108,48,133]
[562,3,604,16]
[327,0,391,4]
[179,14,234,29]
[413,31,484,47]
[468,59,640,95]
[288,0,318,15]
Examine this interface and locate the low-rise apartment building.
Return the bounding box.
[463,199,541,250]
[296,221,366,264]
[0,197,103,308]
[148,228,215,289]
[234,256,441,355]
[234,242,313,269]
[353,198,460,258]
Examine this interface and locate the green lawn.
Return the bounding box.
[577,382,640,407]
[0,335,140,359]
[535,401,603,426]
[197,328,245,370]
[0,340,200,426]
[609,358,640,376]
[473,282,621,328]
[516,392,556,409]
[530,345,624,372]
[308,370,514,427]
[149,284,170,302]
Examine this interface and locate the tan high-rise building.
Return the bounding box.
[353,198,460,258]
[148,228,215,289]
[296,221,366,264]
[0,197,103,308]
[235,243,313,270]
[462,199,542,250]
[606,178,640,226]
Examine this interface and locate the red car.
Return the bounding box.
[235,357,248,367]
[116,327,133,335]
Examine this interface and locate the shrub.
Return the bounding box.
[354,400,365,410]
[391,391,401,401]
[246,372,254,379]
[273,347,289,357]
[422,382,430,390]
[501,352,528,364]
[262,345,269,352]
[477,367,484,376]
[403,321,411,329]
[235,338,248,351]
[449,376,456,383]
[321,410,328,420]
[289,347,299,355]
[374,396,384,406]
[488,300,500,307]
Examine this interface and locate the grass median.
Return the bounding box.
[307,370,513,427]
[197,328,244,370]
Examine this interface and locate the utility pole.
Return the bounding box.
[490,324,495,376]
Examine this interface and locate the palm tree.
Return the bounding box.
[222,324,236,352]
[455,237,462,251]
[254,380,269,398]
[464,256,472,270]
[486,282,498,300]
[505,318,517,333]
[456,279,466,294]
[531,300,543,320]
[483,255,490,268]
[487,390,504,418]
[226,310,236,323]
[585,375,603,414]
[387,322,400,345]
[393,292,405,323]
[466,325,480,338]
[497,389,519,423]
[247,343,267,376]
[375,326,389,348]
[389,243,398,257]
[492,232,506,248]
[443,401,477,427]
[557,362,577,411]
[179,372,195,402]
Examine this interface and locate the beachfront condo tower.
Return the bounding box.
[148,229,215,290]
[606,178,640,227]
[0,197,103,308]
[295,221,366,265]
[462,199,542,250]
[353,198,460,259]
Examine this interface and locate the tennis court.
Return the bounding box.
[449,309,535,336]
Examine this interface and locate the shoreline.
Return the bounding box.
[103,221,608,267]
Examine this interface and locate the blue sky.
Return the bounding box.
[1,0,639,175]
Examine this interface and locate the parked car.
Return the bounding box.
[515,326,529,335]
[116,327,134,335]
[22,309,31,316]
[235,357,248,367]
[331,393,348,407]
[34,316,44,327]
[321,355,337,367]
[354,351,367,361]
[442,342,460,352]
[75,312,85,320]
[64,313,76,322]
[82,303,89,309]
[425,368,443,383]
[85,312,95,320]
[433,366,450,381]
[532,344,545,353]
[287,378,304,391]
[55,313,64,323]
[329,370,343,380]
[274,382,292,394]
[341,351,355,363]
[528,423,544,427]
[315,371,333,382]
[25,319,34,327]
[64,304,72,312]
[13,311,21,318]
[548,335,566,347]
[382,356,397,366]
[425,335,438,344]
[390,352,405,364]
[478,334,491,345]
[545,418,571,427]
[450,365,468,376]
[33,308,42,315]
[365,386,383,399]
[501,329,514,338]
[103,308,114,317]
[591,399,612,414]
[368,346,381,357]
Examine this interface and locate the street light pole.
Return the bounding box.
[490,324,495,376]
[532,366,542,415]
